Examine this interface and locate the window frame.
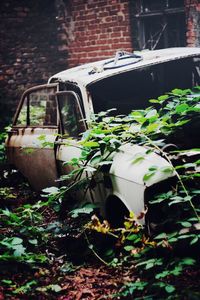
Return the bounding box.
[13,83,59,128]
[132,0,186,50]
[56,90,87,138]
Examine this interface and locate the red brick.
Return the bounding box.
[87,52,99,58]
[99,33,108,39]
[111,32,122,38]
[65,0,132,66]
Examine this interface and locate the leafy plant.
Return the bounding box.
[50,86,199,299]
[0,128,9,163]
[1,87,200,299]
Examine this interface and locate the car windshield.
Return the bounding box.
[89,56,200,115]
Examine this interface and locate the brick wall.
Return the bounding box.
[1,0,200,130]
[60,0,132,67]
[0,0,67,129]
[185,0,200,47]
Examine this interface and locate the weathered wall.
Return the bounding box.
[0,0,67,128]
[1,0,200,130]
[60,0,132,67]
[185,0,200,47]
[56,0,200,67]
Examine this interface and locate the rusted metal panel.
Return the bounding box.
[6,127,59,191]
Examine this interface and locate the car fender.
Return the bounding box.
[108,143,175,218]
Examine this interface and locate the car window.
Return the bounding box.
[58,92,85,138]
[90,56,200,115]
[15,86,58,127]
[16,96,28,126]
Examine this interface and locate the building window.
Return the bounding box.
[131,0,186,50]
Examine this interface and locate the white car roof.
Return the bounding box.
[49,47,200,88]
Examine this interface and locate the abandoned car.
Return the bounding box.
[5,47,200,224]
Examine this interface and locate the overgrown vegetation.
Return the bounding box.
[0,129,8,163]
[0,87,200,299]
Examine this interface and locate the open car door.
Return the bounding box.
[6,84,59,190]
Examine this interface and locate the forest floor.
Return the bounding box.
[0,164,200,300]
[0,164,138,300]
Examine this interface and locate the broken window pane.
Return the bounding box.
[131,0,186,50]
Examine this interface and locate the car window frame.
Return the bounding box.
[56,90,87,138]
[13,83,59,128]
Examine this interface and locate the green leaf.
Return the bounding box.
[11,237,23,245]
[146,262,154,269]
[180,258,196,266]
[1,209,11,217]
[180,221,192,228]
[28,239,38,245]
[37,134,46,141]
[178,234,192,240]
[146,123,159,133]
[42,187,59,194]
[82,141,100,148]
[168,237,178,243]
[143,171,156,182]
[165,285,175,293]
[171,88,185,96]
[132,155,145,164]
[124,245,134,251]
[171,266,182,276]
[1,279,13,285]
[154,233,167,240]
[70,206,94,218]
[104,249,115,257]
[130,111,144,119]
[168,199,183,206]
[126,234,138,241]
[158,95,169,102]
[149,99,159,103]
[190,236,199,245]
[160,166,174,174]
[175,103,189,113]
[155,270,169,279]
[149,166,158,171]
[13,244,26,257]
[146,109,157,119]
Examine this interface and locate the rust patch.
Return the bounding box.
[6,135,11,142]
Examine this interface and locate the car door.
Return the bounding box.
[6,84,59,190]
[56,91,108,206]
[56,91,86,177]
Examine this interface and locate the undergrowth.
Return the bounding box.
[0,87,200,299]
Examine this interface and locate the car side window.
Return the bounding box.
[57,92,85,138]
[15,85,58,127]
[16,96,28,126]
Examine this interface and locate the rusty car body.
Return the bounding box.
[6,47,200,223]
